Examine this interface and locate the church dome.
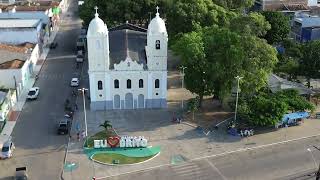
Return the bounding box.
[147,9,167,35]
[87,13,108,36]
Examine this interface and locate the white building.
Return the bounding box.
[0,43,40,95]
[87,7,168,110]
[0,19,43,45]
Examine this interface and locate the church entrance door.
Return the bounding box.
[138,94,144,108]
[114,95,120,109]
[125,93,133,109]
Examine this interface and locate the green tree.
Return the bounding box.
[300,40,320,88]
[262,11,290,44]
[274,39,302,80]
[172,31,214,107]
[239,89,314,127]
[187,97,199,121]
[99,120,112,134]
[166,0,236,40]
[79,0,166,27]
[203,27,278,100]
[212,0,255,10]
[230,12,271,37]
[274,89,315,112]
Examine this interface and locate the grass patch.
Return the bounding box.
[92,152,156,165]
[84,130,116,148]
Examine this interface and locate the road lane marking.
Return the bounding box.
[205,159,228,180]
[96,133,320,179]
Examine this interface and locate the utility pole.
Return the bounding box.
[13,76,18,101]
[78,88,88,147]
[234,76,243,124]
[180,66,187,110]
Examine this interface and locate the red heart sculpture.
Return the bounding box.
[107,136,120,148]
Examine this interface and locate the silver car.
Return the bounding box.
[0,139,15,159]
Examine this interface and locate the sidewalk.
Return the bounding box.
[62,107,320,180]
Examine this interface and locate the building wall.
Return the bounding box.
[0,12,50,24]
[90,70,167,110]
[0,69,22,89]
[0,28,38,45]
[0,45,38,91]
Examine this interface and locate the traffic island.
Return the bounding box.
[89,146,160,165]
[83,130,161,165]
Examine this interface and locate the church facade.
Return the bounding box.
[87,7,168,110]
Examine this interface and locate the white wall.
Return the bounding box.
[0,69,22,89]
[0,28,38,45]
[0,12,49,24]
[308,0,318,6]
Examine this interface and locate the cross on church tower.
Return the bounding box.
[156,6,159,16]
[94,6,98,17]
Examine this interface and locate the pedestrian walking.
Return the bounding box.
[81,130,86,141]
[74,103,78,111]
[77,132,80,142]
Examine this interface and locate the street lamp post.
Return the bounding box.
[180,66,187,110]
[234,76,243,124]
[78,88,88,146]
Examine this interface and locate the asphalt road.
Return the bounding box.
[0,0,81,179]
[106,136,320,180]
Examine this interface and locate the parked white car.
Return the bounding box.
[76,54,84,63]
[27,87,40,100]
[70,78,79,87]
[0,139,15,159]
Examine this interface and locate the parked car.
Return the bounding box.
[27,87,40,100]
[49,42,58,49]
[70,78,79,87]
[57,119,70,135]
[0,138,15,159]
[76,54,84,63]
[15,167,28,180]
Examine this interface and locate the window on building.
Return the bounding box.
[155,79,160,88]
[127,79,131,89]
[98,81,103,90]
[155,40,160,50]
[139,79,143,88]
[114,79,119,88]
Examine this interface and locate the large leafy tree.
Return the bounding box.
[274,39,302,80]
[261,11,290,44]
[172,31,214,107]
[230,12,271,37]
[79,0,167,27]
[239,89,314,127]
[212,0,255,10]
[166,0,236,40]
[300,40,320,88]
[203,27,278,100]
[173,26,278,106]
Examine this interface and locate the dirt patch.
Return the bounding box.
[182,98,233,128]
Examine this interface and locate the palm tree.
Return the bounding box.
[99,120,112,134]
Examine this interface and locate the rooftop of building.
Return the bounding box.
[0,43,35,69]
[0,19,40,28]
[109,24,147,69]
[0,0,59,12]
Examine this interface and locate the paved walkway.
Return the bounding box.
[63,106,320,180]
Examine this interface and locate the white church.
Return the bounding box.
[87,7,168,110]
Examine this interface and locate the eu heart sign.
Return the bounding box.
[94,136,148,148]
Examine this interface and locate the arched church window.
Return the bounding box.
[127,79,132,89]
[114,79,119,88]
[155,79,160,88]
[139,79,143,88]
[155,40,160,50]
[98,81,103,90]
[96,40,101,49]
